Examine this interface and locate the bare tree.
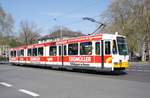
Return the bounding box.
[0,5,14,58]
[50,26,84,38]
[0,5,14,44]
[18,21,41,45]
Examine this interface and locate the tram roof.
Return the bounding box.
[10,33,125,50]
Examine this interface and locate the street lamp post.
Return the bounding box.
[60,26,63,40]
[53,18,64,66]
[60,25,64,67]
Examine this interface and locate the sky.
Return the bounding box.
[0,0,111,35]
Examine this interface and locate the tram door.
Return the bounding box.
[104,40,111,68]
[59,45,66,66]
[95,41,104,68]
[58,45,63,66]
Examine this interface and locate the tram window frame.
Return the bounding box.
[33,48,37,56]
[112,40,117,54]
[38,47,43,56]
[95,42,101,55]
[64,45,67,56]
[20,50,24,56]
[105,41,111,55]
[68,43,78,55]
[80,42,92,55]
[17,50,20,56]
[27,49,32,56]
[49,46,57,56]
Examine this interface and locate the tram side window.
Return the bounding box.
[38,47,43,56]
[27,49,32,56]
[59,46,62,56]
[80,42,92,55]
[68,43,78,55]
[95,42,100,55]
[105,41,111,55]
[11,51,13,57]
[49,46,57,56]
[14,51,16,57]
[33,48,37,56]
[112,40,117,54]
[21,50,24,56]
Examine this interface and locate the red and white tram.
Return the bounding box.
[9,33,129,71]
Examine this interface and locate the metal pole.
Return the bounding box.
[60,26,62,40]
[60,26,64,66]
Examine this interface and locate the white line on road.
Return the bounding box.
[144,70,150,72]
[130,69,136,71]
[128,69,150,72]
[130,67,137,69]
[137,70,143,72]
[19,89,40,97]
[0,82,12,87]
[128,69,136,71]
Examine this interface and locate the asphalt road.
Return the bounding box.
[0,62,150,98]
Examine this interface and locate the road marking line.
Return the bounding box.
[130,69,136,71]
[137,70,143,72]
[131,69,136,71]
[144,70,150,72]
[19,89,40,97]
[131,67,136,69]
[0,82,12,87]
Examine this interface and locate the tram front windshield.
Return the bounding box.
[117,37,128,55]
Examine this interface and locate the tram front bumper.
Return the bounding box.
[113,62,129,70]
